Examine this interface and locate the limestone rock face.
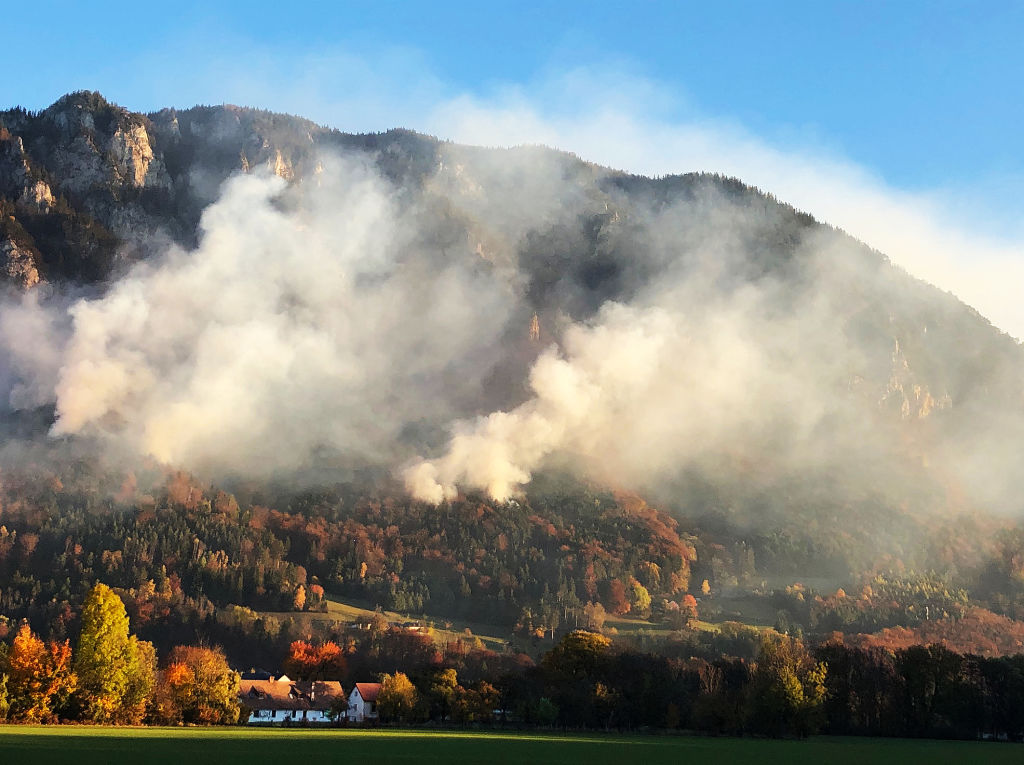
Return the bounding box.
[46,132,109,193]
[110,122,164,188]
[270,149,293,180]
[18,179,53,212]
[0,133,52,212]
[2,92,415,288]
[880,337,952,419]
[0,133,31,186]
[0,236,40,289]
[41,106,170,193]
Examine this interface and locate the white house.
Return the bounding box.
[239,674,345,725]
[347,682,382,722]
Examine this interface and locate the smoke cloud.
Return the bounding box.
[0,117,1020,532]
[4,155,522,478]
[425,70,1024,342]
[403,225,887,504]
[405,301,776,503]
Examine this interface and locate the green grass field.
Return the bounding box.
[273,593,767,652]
[0,727,1020,765]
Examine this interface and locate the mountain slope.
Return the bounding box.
[0,91,1023,576]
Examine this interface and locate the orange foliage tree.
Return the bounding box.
[282,640,348,680]
[2,624,75,722]
[682,594,699,622]
[153,646,240,724]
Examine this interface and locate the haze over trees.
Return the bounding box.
[2,92,1024,741]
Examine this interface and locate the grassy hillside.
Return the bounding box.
[261,595,510,652]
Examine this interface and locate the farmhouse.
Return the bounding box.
[347,682,382,722]
[238,674,345,725]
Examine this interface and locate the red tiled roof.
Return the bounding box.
[353,682,382,702]
[238,679,344,711]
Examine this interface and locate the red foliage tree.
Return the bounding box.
[606,579,631,615]
[282,640,348,680]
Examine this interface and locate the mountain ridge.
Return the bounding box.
[1,90,1023,562]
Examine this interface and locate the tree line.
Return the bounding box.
[5,583,1024,741]
[0,583,240,725]
[278,628,1024,741]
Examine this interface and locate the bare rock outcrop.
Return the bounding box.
[0,132,54,213]
[0,235,40,289]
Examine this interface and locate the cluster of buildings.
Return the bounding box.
[238,673,381,725]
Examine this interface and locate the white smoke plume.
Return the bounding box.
[0,132,1019,524]
[405,303,716,502]
[6,155,519,478]
[0,288,68,410]
[403,256,862,504]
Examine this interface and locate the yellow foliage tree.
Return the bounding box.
[630,580,652,615]
[73,583,156,723]
[745,633,827,737]
[377,672,419,722]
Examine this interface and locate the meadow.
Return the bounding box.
[261,597,512,652]
[0,727,1021,765]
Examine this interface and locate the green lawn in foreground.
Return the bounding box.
[0,727,1021,765]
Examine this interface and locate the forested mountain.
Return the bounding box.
[2,91,1024,665]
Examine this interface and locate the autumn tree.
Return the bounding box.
[0,673,9,721]
[73,583,156,723]
[425,668,459,721]
[543,630,611,678]
[682,594,699,623]
[282,640,347,680]
[377,672,419,723]
[369,611,389,639]
[582,602,607,632]
[745,633,827,737]
[308,583,326,610]
[605,580,631,615]
[2,624,75,722]
[453,680,499,723]
[665,594,698,629]
[541,630,613,727]
[630,579,652,616]
[120,639,157,724]
[153,645,240,725]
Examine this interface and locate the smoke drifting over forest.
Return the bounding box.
[2,157,521,477]
[1,135,1023,525]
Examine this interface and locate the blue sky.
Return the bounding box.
[5,1,1024,333]
[6,1,1022,195]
